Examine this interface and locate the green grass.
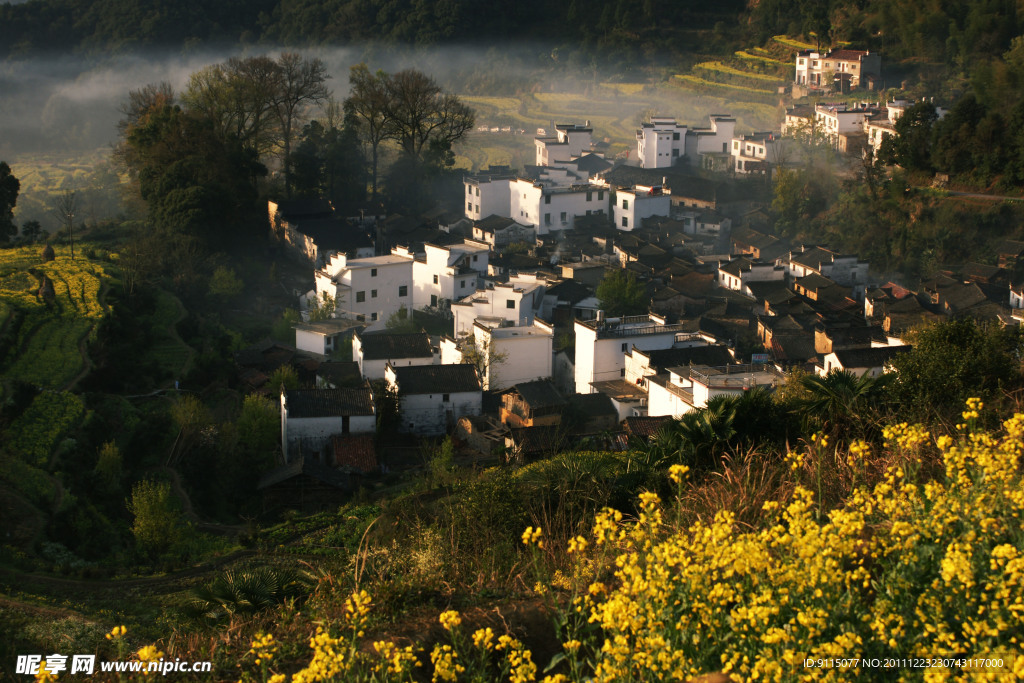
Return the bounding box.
[773,34,816,50]
[695,61,787,82]
[674,74,776,96]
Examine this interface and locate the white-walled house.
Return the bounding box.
[471,319,554,391]
[392,240,489,310]
[814,104,875,148]
[612,185,671,231]
[314,253,413,323]
[717,257,786,295]
[647,364,780,418]
[730,132,786,174]
[465,173,515,222]
[386,364,482,435]
[785,246,869,296]
[794,49,881,89]
[636,115,736,169]
[353,330,434,380]
[293,319,362,356]
[574,313,695,394]
[452,274,547,336]
[535,123,593,166]
[464,169,608,234]
[280,387,376,462]
[472,215,536,248]
[817,346,911,378]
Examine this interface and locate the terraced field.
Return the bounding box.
[0,245,110,389]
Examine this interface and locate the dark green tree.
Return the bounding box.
[290,119,366,213]
[887,319,1023,421]
[796,369,891,435]
[877,101,938,172]
[596,270,649,316]
[0,161,19,244]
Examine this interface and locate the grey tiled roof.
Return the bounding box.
[392,364,481,394]
[358,331,432,360]
[285,388,375,418]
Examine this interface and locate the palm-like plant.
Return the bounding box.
[797,369,891,434]
[184,566,316,623]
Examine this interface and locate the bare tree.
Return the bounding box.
[272,53,330,196]
[345,64,392,202]
[385,69,474,163]
[117,82,175,135]
[182,57,281,157]
[52,190,78,260]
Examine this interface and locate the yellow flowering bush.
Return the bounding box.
[564,409,1024,681]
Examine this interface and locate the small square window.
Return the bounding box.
[433,274,439,284]
[356,291,365,303]
[560,212,566,222]
[544,195,551,204]
[620,368,626,377]
[371,312,378,321]
[399,285,408,297]
[467,186,472,195]
[545,213,551,225]
[460,280,465,288]
[443,393,450,402]
[622,199,629,209]
[622,217,628,227]
[506,299,515,309]
[467,202,472,210]
[472,255,478,262]
[371,289,377,298]
[621,343,628,352]
[586,191,593,201]
[371,268,377,277]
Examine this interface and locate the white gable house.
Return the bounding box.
[314,253,413,324]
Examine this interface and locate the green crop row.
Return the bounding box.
[5,391,86,467]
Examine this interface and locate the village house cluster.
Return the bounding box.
[246,46,1017,510]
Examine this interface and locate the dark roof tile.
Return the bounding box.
[392,364,481,394]
[285,388,375,418]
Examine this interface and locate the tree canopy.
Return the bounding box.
[0,161,19,243]
[596,270,649,317]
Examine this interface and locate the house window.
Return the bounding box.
[506,299,515,309]
[460,280,465,288]
[398,285,408,297]
[472,255,478,262]
[356,291,365,303]
[587,191,593,201]
[545,213,551,225]
[467,186,472,195]
[467,201,472,210]
[672,149,679,157]
[371,312,378,321]
[560,212,566,223]
[622,199,629,209]
[620,368,626,377]
[544,195,551,204]
[371,289,377,298]
[433,274,439,284]
[673,132,680,141]
[476,204,479,213]
[371,268,377,277]
[622,217,628,227]
[598,190,604,201]
[621,343,628,352]
[475,187,479,196]
[443,394,450,402]
[357,314,365,321]
[431,294,438,306]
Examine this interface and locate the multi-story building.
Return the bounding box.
[794,49,881,89]
[314,253,413,323]
[442,320,554,391]
[535,122,593,166]
[730,132,786,174]
[636,115,736,169]
[647,363,781,418]
[464,170,608,235]
[814,103,877,148]
[785,245,869,297]
[392,240,489,310]
[574,313,695,394]
[451,274,547,336]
